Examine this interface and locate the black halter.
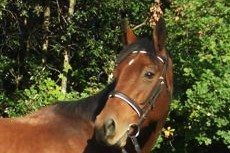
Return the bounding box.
[108,50,168,153]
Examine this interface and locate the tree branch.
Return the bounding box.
[133,18,148,30]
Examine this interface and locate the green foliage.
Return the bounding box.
[186,70,230,147]
[158,0,230,152]
[4,78,70,117]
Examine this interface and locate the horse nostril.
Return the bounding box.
[104,119,116,138]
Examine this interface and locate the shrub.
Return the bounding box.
[155,0,230,152]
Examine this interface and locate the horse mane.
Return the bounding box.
[53,82,115,121]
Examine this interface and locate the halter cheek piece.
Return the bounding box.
[108,50,167,153]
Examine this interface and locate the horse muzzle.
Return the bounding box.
[95,118,128,147]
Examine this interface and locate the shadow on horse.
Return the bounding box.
[0,17,173,153]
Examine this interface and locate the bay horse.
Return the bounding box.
[95,17,173,153]
[0,82,118,153]
[0,17,173,153]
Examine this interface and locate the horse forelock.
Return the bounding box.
[116,38,156,65]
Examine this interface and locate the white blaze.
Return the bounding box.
[128,59,135,65]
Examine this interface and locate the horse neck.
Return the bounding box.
[140,121,166,153]
[54,82,115,121]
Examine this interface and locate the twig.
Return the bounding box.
[133,18,148,30]
[46,64,61,74]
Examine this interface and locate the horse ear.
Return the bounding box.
[122,20,137,45]
[152,17,167,55]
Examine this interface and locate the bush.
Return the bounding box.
[155,0,230,152]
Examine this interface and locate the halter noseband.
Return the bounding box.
[109,91,143,117]
[108,50,168,153]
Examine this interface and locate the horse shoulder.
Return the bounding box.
[0,106,94,153]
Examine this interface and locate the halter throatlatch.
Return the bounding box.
[108,50,168,153]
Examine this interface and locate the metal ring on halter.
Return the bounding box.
[128,123,140,138]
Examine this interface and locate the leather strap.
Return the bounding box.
[109,91,143,117]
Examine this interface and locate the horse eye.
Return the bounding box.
[144,71,155,79]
